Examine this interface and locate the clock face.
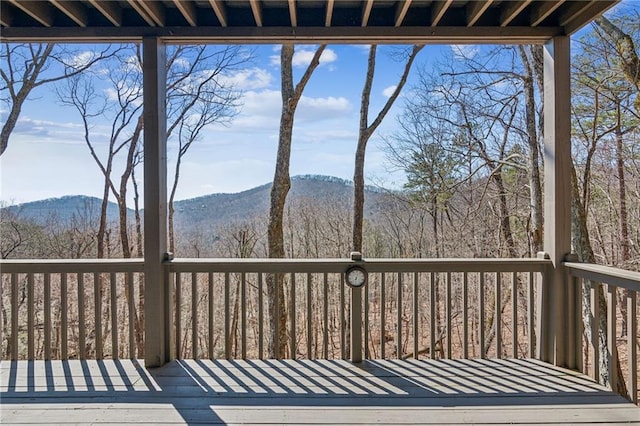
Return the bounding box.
[346,266,367,288]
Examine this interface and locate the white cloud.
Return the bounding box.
[68,51,97,70]
[270,47,338,68]
[220,67,272,90]
[382,85,397,98]
[297,96,352,121]
[451,45,479,60]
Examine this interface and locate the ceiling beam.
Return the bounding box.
[431,0,453,27]
[530,0,565,27]
[466,0,492,27]
[0,2,13,26]
[288,0,297,27]
[362,0,374,27]
[500,0,532,27]
[208,0,227,27]
[173,0,197,26]
[0,24,562,45]
[7,0,53,27]
[395,0,412,27]
[88,0,122,27]
[50,0,88,27]
[325,0,334,26]
[249,0,263,27]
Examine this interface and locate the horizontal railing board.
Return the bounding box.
[168,258,551,274]
[0,259,144,273]
[564,262,640,292]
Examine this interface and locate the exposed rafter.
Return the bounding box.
[395,0,412,27]
[250,0,263,27]
[7,0,53,27]
[138,1,165,27]
[208,0,227,27]
[325,0,334,27]
[50,0,88,27]
[0,1,619,44]
[362,0,374,27]
[126,0,156,27]
[467,0,493,27]
[431,0,453,27]
[173,0,197,27]
[563,0,616,34]
[288,0,297,27]
[501,0,533,27]
[530,0,565,27]
[88,0,122,27]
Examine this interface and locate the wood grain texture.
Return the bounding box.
[2,359,638,424]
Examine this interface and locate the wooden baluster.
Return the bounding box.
[627,291,637,403]
[44,273,51,360]
[413,272,419,360]
[512,272,518,358]
[208,272,214,359]
[429,272,436,360]
[306,273,312,359]
[27,273,34,360]
[591,282,600,382]
[175,273,182,359]
[110,272,118,359]
[78,273,85,360]
[463,272,469,359]
[607,284,617,392]
[94,273,102,360]
[192,272,198,359]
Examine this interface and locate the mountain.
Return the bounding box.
[174,175,387,231]
[2,175,391,231]
[1,195,123,224]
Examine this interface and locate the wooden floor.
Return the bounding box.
[1,358,639,425]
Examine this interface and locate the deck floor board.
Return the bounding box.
[1,359,639,425]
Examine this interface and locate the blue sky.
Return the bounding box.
[1,43,446,205]
[0,0,632,206]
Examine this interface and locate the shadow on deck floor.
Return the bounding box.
[1,358,639,424]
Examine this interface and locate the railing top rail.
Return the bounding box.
[0,257,552,275]
[564,261,640,293]
[168,257,551,274]
[0,258,144,274]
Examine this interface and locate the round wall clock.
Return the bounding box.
[345,265,368,288]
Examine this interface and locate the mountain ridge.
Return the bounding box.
[2,175,392,231]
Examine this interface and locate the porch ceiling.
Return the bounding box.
[0,1,620,44]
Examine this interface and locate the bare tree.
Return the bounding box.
[352,45,423,253]
[267,44,326,358]
[167,46,244,253]
[0,43,118,156]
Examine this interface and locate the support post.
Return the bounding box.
[543,36,572,368]
[143,36,172,367]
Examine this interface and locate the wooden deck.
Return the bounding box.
[1,358,638,425]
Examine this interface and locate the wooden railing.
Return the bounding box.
[0,259,144,361]
[167,257,550,362]
[564,262,639,404]
[1,257,550,363]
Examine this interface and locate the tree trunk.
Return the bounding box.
[352,45,423,253]
[267,44,325,358]
[518,46,544,255]
[571,164,628,396]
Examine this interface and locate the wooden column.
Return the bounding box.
[143,36,172,367]
[542,36,572,367]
